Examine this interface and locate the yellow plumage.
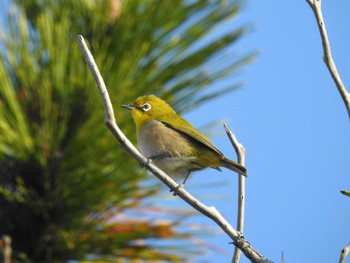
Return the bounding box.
[121,95,246,183]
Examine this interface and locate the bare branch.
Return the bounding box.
[76,34,271,263]
[1,235,12,263]
[306,0,350,120]
[224,124,246,263]
[339,243,350,263]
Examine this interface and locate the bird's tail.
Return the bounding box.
[221,157,247,176]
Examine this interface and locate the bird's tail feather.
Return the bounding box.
[222,157,247,176]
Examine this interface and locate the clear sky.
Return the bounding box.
[1,1,349,263]
[182,1,350,262]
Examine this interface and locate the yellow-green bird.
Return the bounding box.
[121,95,247,185]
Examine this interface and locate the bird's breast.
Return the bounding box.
[137,120,194,158]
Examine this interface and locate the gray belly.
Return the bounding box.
[137,120,201,180]
[151,156,201,180]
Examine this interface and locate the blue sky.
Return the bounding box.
[1,1,349,263]
[182,1,350,262]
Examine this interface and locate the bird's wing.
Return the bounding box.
[157,114,224,157]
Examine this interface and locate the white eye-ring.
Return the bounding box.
[142,103,152,112]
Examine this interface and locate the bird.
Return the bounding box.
[121,95,247,185]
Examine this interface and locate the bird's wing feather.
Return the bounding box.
[157,114,224,157]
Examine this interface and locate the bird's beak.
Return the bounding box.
[120,104,136,110]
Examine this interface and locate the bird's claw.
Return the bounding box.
[140,156,155,168]
[170,183,185,196]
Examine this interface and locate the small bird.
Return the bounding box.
[121,95,247,185]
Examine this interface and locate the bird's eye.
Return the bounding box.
[142,103,151,112]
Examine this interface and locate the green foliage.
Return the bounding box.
[0,0,253,261]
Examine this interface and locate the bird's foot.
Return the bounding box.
[140,155,157,168]
[140,153,171,168]
[170,183,185,196]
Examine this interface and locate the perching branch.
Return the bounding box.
[339,243,350,263]
[224,124,246,263]
[76,34,271,263]
[306,0,350,120]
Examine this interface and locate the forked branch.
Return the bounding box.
[76,34,271,263]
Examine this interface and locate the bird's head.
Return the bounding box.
[121,95,176,130]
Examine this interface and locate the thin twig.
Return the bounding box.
[224,124,246,263]
[2,236,12,263]
[306,0,350,120]
[339,243,350,263]
[76,34,271,263]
